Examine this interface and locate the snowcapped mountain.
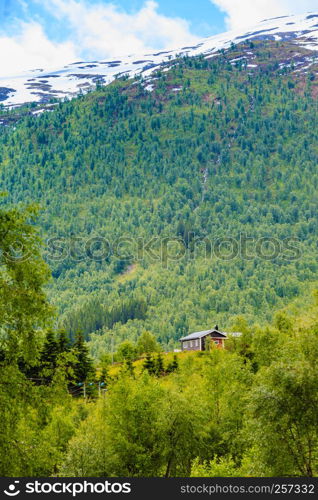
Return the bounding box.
[1,12,318,108]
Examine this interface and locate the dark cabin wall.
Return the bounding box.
[182,334,225,351]
[181,338,201,351]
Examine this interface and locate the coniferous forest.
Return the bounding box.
[1,38,318,477]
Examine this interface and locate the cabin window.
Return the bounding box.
[214,340,219,345]
[184,341,188,348]
[196,339,199,347]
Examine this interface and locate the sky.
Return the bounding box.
[0,0,317,75]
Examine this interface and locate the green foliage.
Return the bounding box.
[99,366,109,385]
[72,333,95,383]
[61,370,208,477]
[154,353,164,376]
[0,203,51,363]
[39,330,59,383]
[136,331,161,355]
[1,39,318,478]
[191,457,240,477]
[247,333,318,477]
[0,364,79,476]
[57,329,70,352]
[143,353,156,375]
[166,354,179,373]
[1,40,318,352]
[116,340,137,362]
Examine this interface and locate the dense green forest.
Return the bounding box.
[0,204,318,476]
[1,37,318,477]
[1,39,318,355]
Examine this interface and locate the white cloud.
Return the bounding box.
[210,0,318,30]
[1,0,317,77]
[39,0,199,58]
[0,22,77,76]
[0,1,200,76]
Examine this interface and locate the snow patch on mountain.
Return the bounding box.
[0,12,318,107]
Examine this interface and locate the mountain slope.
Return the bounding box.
[1,12,318,108]
[1,15,318,353]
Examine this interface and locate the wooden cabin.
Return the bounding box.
[180,325,227,351]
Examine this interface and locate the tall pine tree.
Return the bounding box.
[72,332,95,383]
[40,330,59,383]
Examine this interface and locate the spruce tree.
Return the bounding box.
[72,332,95,383]
[57,329,70,353]
[155,353,164,376]
[40,330,59,383]
[143,353,156,375]
[171,355,179,371]
[167,355,179,373]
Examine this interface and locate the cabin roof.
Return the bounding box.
[180,329,227,341]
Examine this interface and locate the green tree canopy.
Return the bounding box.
[0,202,51,363]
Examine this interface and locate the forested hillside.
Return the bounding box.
[1,38,318,356]
[1,203,318,477]
[1,31,318,478]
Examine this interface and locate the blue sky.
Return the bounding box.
[1,0,226,39]
[0,0,317,75]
